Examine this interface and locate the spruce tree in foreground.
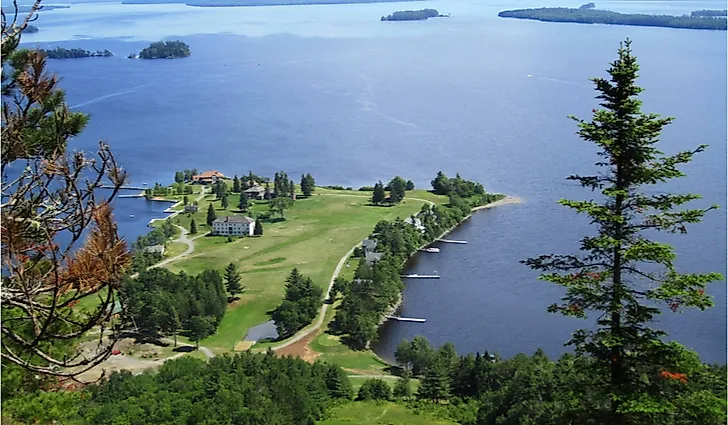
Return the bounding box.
[254,220,263,236]
[190,218,197,234]
[522,39,723,424]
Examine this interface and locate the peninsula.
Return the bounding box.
[137,40,191,59]
[498,7,727,30]
[41,47,113,59]
[25,25,38,33]
[381,8,446,21]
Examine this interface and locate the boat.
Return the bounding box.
[130,214,135,218]
[142,182,147,186]
[420,247,440,253]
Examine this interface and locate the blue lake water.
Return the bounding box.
[18,0,727,363]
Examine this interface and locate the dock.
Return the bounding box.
[437,239,467,244]
[386,315,426,323]
[118,191,145,198]
[100,185,147,191]
[400,274,440,279]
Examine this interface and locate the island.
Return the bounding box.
[137,40,191,59]
[691,9,727,18]
[381,8,446,21]
[497,7,727,31]
[1,4,69,13]
[579,2,595,9]
[40,47,113,59]
[25,25,39,33]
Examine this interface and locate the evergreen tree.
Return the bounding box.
[183,195,189,205]
[405,180,415,190]
[190,219,197,234]
[357,379,391,401]
[221,194,229,210]
[418,363,451,402]
[372,181,386,205]
[206,203,217,226]
[174,171,184,183]
[393,370,413,400]
[388,176,407,203]
[300,173,315,197]
[166,306,181,347]
[224,262,243,300]
[264,181,272,200]
[233,175,241,193]
[288,180,295,198]
[254,220,263,236]
[522,39,723,423]
[325,364,353,400]
[238,195,249,212]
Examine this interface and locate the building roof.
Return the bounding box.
[213,216,255,224]
[365,252,383,263]
[243,185,266,193]
[193,170,224,179]
[362,239,377,249]
[143,244,165,254]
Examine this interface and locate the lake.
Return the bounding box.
[18,0,727,363]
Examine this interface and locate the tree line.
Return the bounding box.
[40,47,113,59]
[2,352,354,425]
[381,9,442,21]
[498,7,728,30]
[370,176,415,205]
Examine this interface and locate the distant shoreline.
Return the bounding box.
[121,0,425,7]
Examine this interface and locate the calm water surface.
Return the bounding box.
[20,0,727,363]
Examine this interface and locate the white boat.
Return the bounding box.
[420,247,440,253]
[130,214,135,218]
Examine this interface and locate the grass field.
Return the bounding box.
[163,188,449,351]
[318,402,457,425]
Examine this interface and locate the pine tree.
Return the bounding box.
[190,219,197,234]
[522,39,723,423]
[254,220,263,236]
[238,195,249,212]
[183,195,189,205]
[166,307,181,347]
[372,181,386,205]
[288,180,295,198]
[417,363,450,402]
[221,194,229,210]
[206,203,217,227]
[224,262,243,300]
[233,175,241,193]
[300,173,315,197]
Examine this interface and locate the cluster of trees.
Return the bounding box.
[273,171,295,198]
[431,171,484,198]
[691,9,727,17]
[174,169,198,183]
[40,47,113,59]
[300,173,316,197]
[138,40,191,59]
[381,8,442,21]
[120,268,227,346]
[144,182,193,197]
[498,7,728,30]
[271,269,323,338]
[2,353,354,425]
[370,176,413,205]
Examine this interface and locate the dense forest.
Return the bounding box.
[40,47,113,59]
[271,268,323,338]
[381,8,443,21]
[691,9,727,17]
[498,7,728,30]
[138,40,191,59]
[120,268,228,345]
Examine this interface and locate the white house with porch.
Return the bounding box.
[212,216,255,236]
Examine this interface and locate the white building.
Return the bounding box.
[212,216,255,236]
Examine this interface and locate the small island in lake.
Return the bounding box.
[497,7,727,30]
[41,47,113,59]
[137,40,191,59]
[381,8,447,21]
[579,2,595,9]
[25,25,39,33]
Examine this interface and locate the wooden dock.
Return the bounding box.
[437,239,467,244]
[118,191,145,198]
[101,185,147,191]
[400,274,440,279]
[386,315,426,323]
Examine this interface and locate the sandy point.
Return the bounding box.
[472,195,524,211]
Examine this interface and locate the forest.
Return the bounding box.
[381,8,442,21]
[498,7,728,30]
[40,47,113,59]
[138,40,191,59]
[690,9,727,17]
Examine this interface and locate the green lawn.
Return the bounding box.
[163,189,448,352]
[319,402,457,425]
[165,241,188,258]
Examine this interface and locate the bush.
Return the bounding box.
[358,186,375,191]
[357,379,391,401]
